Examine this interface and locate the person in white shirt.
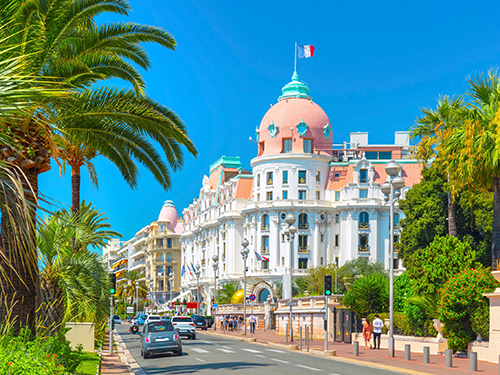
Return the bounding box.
[249,315,256,333]
[372,314,383,349]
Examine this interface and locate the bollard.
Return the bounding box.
[305,325,309,352]
[311,323,313,342]
[353,341,359,356]
[286,324,288,343]
[423,347,430,364]
[405,344,411,361]
[470,351,477,372]
[446,349,453,368]
[300,326,302,351]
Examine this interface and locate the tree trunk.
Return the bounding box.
[39,276,65,334]
[492,177,500,271]
[0,168,39,334]
[71,165,81,214]
[448,191,458,237]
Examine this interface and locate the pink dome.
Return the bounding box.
[256,72,332,157]
[157,200,178,229]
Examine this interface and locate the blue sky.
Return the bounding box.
[40,0,500,241]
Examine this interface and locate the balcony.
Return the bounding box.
[298,223,308,230]
[298,246,309,254]
[261,247,270,255]
[358,245,370,254]
[358,222,370,230]
[261,224,269,231]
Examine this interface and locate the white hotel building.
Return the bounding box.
[179,72,422,307]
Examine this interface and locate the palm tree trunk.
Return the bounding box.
[0,168,39,334]
[492,177,500,271]
[39,276,65,334]
[71,165,81,214]
[448,191,458,237]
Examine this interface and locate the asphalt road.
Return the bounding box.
[116,325,404,375]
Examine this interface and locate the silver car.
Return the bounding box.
[141,321,182,358]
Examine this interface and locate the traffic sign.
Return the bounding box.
[212,303,218,308]
[284,301,298,307]
[249,294,256,301]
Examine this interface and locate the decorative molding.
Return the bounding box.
[323,122,332,140]
[296,119,308,137]
[267,121,278,138]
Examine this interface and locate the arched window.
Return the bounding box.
[262,214,269,230]
[156,252,165,262]
[259,288,271,303]
[335,213,339,224]
[298,213,308,229]
[167,252,172,262]
[394,213,400,228]
[359,212,369,229]
[167,266,172,276]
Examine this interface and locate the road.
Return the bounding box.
[116,325,404,375]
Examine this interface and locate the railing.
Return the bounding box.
[358,245,370,253]
[359,222,370,229]
[261,247,270,255]
[360,177,367,183]
[298,246,309,254]
[298,223,308,230]
[132,260,146,267]
[261,224,269,231]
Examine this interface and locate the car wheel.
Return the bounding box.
[176,349,182,356]
[143,351,149,359]
[192,334,196,340]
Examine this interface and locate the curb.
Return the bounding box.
[114,331,147,375]
[268,341,298,351]
[310,348,336,357]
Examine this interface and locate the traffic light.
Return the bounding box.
[323,318,327,331]
[324,275,332,295]
[110,273,116,294]
[212,297,215,304]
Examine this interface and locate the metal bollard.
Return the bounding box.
[446,349,453,368]
[470,351,477,372]
[353,341,359,356]
[286,324,288,343]
[405,344,411,361]
[300,326,302,351]
[305,325,309,352]
[423,347,430,364]
[311,324,313,342]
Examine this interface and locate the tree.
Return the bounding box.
[216,282,240,305]
[342,273,389,318]
[116,270,147,303]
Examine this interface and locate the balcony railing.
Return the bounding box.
[359,222,370,229]
[298,223,308,230]
[261,247,270,255]
[358,245,370,253]
[132,260,146,267]
[298,246,309,254]
[261,224,269,231]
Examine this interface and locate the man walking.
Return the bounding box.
[372,314,383,349]
[249,314,256,334]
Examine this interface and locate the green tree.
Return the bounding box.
[216,282,241,305]
[117,270,147,303]
[342,273,389,318]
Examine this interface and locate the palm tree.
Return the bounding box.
[117,270,147,305]
[216,281,241,305]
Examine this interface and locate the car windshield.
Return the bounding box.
[113,315,120,319]
[172,317,192,322]
[149,322,174,332]
[194,316,205,321]
[148,316,161,320]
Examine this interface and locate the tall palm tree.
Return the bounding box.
[216,281,241,305]
[117,270,147,304]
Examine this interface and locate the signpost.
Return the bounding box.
[249,294,256,302]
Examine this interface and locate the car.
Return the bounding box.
[140,321,182,359]
[171,316,196,339]
[162,315,171,321]
[193,315,207,330]
[145,314,162,325]
[113,315,121,324]
[137,314,148,325]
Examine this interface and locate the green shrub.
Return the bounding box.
[342,273,389,317]
[394,272,413,312]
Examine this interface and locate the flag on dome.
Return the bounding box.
[298,45,315,58]
[254,251,269,262]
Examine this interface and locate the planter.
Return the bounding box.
[433,319,444,339]
[492,270,500,283]
[384,319,390,330]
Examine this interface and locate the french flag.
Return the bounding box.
[298,45,315,58]
[254,251,269,262]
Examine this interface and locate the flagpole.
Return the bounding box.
[294,42,297,72]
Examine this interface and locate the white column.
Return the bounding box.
[313,219,320,267]
[326,220,332,264]
[272,218,280,269]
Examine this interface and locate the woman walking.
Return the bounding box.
[362,318,373,349]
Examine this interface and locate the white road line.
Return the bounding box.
[195,358,205,363]
[191,348,209,354]
[220,345,232,349]
[216,348,235,353]
[266,349,285,353]
[271,358,289,364]
[201,340,212,344]
[296,364,321,372]
[242,348,262,353]
[255,354,266,358]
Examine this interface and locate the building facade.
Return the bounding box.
[180,72,423,309]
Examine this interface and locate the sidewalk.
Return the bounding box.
[206,326,498,375]
[101,329,131,375]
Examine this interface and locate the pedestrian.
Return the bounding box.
[224,315,229,331]
[249,314,256,334]
[372,314,383,349]
[362,318,373,350]
[220,315,224,330]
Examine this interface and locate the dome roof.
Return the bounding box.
[257,72,332,157]
[157,200,178,229]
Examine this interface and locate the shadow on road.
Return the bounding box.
[143,361,271,374]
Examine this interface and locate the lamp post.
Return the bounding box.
[241,238,250,335]
[381,160,405,358]
[284,213,297,342]
[195,264,201,316]
[212,255,219,331]
[168,273,174,306]
[135,281,140,316]
[124,285,128,319]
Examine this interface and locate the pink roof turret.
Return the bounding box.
[157,200,178,230]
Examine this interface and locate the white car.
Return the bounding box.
[171,316,196,339]
[144,314,162,325]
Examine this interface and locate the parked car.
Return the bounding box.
[171,316,196,339]
[137,314,148,325]
[141,321,182,359]
[193,315,207,330]
[113,315,121,324]
[145,315,162,325]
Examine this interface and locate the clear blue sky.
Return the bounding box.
[40,0,500,241]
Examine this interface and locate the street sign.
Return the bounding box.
[249,294,256,301]
[212,303,218,308]
[284,301,298,307]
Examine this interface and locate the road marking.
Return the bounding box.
[266,349,285,353]
[191,348,209,354]
[220,345,232,349]
[255,354,266,358]
[201,340,212,344]
[296,364,321,372]
[195,358,205,363]
[271,358,289,364]
[216,348,235,353]
[242,348,262,353]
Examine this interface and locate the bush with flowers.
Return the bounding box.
[438,266,499,352]
[0,327,82,375]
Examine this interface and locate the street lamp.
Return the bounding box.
[135,281,139,316]
[381,160,405,358]
[124,284,128,318]
[168,272,174,307]
[195,264,201,316]
[212,255,219,331]
[241,238,250,335]
[284,213,297,342]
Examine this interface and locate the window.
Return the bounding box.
[316,171,321,184]
[316,191,320,200]
[262,214,269,230]
[394,213,400,228]
[266,191,273,201]
[394,259,400,270]
[335,213,339,223]
[282,190,288,199]
[321,234,324,242]
[167,253,172,262]
[359,189,368,198]
[167,238,172,248]
[267,171,273,185]
[283,170,289,184]
[359,212,369,228]
[335,234,339,247]
[281,257,285,266]
[298,190,306,200]
[298,213,308,229]
[360,169,368,183]
[320,257,324,265]
[283,138,292,153]
[303,139,313,153]
[298,258,308,269]
[262,260,269,269]
[257,174,260,187]
[334,173,340,178]
[167,265,172,276]
[298,235,308,252]
[298,170,307,184]
[365,151,392,160]
[259,141,265,153]
[394,235,400,243]
[359,234,369,252]
[261,236,269,253]
[335,256,339,266]
[335,191,340,201]
[257,193,260,201]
